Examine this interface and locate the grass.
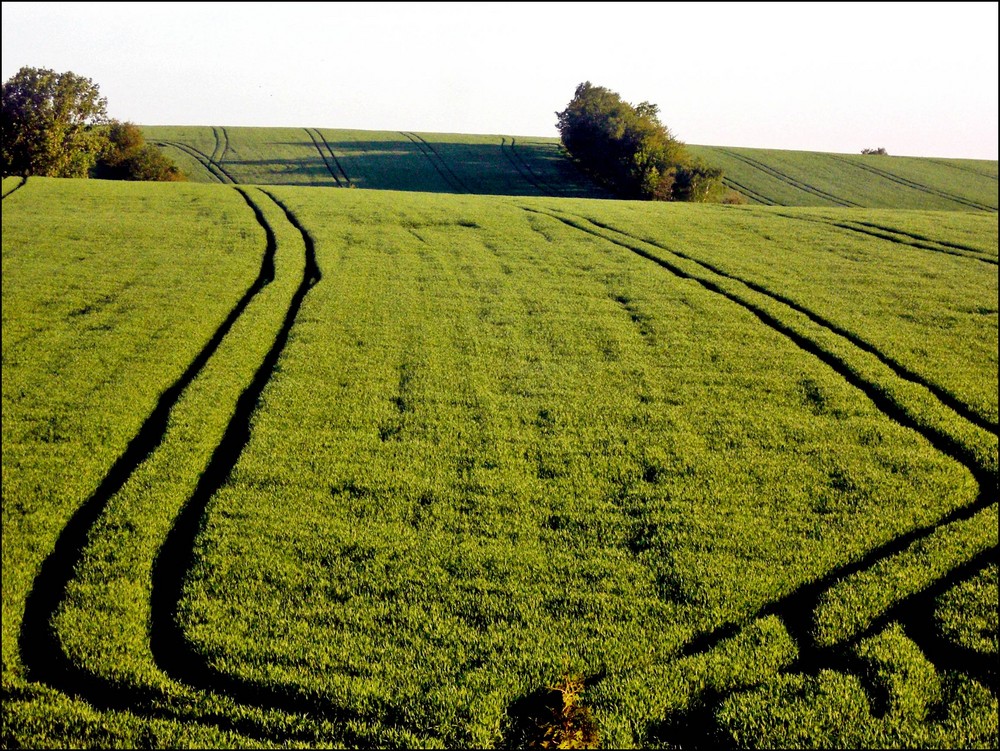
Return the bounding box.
[140,125,999,209]
[2,176,997,748]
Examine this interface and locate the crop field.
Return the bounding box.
[143,126,610,198]
[686,146,999,211]
[2,174,997,749]
[141,125,998,211]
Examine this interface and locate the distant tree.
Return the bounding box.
[1,66,109,177]
[861,147,888,155]
[556,82,723,202]
[93,121,185,181]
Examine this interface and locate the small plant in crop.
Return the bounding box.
[535,673,600,749]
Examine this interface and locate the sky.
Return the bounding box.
[2,1,998,159]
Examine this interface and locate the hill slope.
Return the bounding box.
[144,125,998,210]
[3,176,997,748]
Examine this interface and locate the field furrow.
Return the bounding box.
[719,148,861,207]
[311,129,353,186]
[2,175,28,199]
[304,127,344,187]
[3,179,996,748]
[559,211,998,434]
[402,131,471,193]
[829,154,996,212]
[152,140,236,184]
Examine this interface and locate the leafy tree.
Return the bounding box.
[861,147,888,155]
[1,66,109,177]
[93,121,185,181]
[556,82,723,202]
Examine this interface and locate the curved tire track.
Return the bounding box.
[831,220,998,266]
[401,131,470,193]
[312,128,353,187]
[719,148,861,207]
[147,190,344,724]
[153,140,238,184]
[2,175,28,199]
[721,175,777,205]
[15,186,294,740]
[830,154,996,212]
[571,212,998,432]
[525,208,997,663]
[304,127,344,186]
[527,206,997,737]
[499,137,557,196]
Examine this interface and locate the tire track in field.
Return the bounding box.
[210,127,224,165]
[528,206,998,738]
[152,140,237,184]
[845,220,995,256]
[500,137,559,196]
[145,190,372,729]
[558,211,998,434]
[14,187,306,741]
[219,127,232,164]
[830,220,998,265]
[926,158,998,182]
[2,175,28,199]
[313,128,353,187]
[719,148,862,207]
[721,175,777,205]
[304,127,344,186]
[401,131,471,193]
[829,154,997,212]
[774,210,998,265]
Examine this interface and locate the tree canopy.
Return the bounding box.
[2,66,183,181]
[2,66,109,177]
[556,82,723,202]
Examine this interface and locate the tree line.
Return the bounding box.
[556,82,727,202]
[1,66,183,181]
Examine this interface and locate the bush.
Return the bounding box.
[92,121,185,181]
[556,82,723,202]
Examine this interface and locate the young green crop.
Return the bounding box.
[170,188,990,746]
[688,145,999,210]
[3,179,996,748]
[141,125,611,198]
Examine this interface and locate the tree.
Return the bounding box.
[861,147,888,155]
[2,66,109,177]
[92,121,185,181]
[556,82,723,202]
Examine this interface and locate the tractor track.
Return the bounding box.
[829,154,997,212]
[830,220,998,265]
[152,140,237,184]
[304,127,343,186]
[146,189,348,726]
[774,210,999,266]
[719,148,862,207]
[2,175,28,199]
[558,211,998,433]
[526,206,997,706]
[401,131,471,193]
[499,137,558,196]
[312,128,353,186]
[926,158,998,182]
[721,175,776,205]
[13,187,328,743]
[304,128,353,186]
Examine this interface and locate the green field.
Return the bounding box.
[143,125,998,210]
[2,148,998,751]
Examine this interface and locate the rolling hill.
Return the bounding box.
[2,122,997,748]
[144,125,998,210]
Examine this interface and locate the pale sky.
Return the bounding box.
[2,1,998,159]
